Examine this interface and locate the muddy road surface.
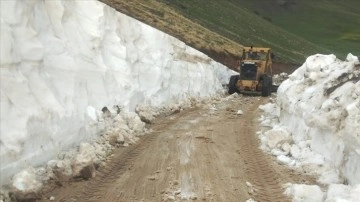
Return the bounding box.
[41,95,314,202]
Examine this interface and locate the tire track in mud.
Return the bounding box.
[237,99,289,202]
[58,110,195,202]
[72,133,157,202]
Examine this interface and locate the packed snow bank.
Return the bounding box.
[259,54,360,201]
[0,0,235,186]
[277,54,360,184]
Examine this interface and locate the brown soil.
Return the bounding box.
[38,96,316,202]
[272,63,299,74]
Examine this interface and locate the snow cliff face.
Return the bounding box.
[259,54,360,201]
[0,0,233,185]
[277,54,360,185]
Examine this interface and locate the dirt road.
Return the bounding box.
[42,95,314,202]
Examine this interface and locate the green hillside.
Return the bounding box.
[101,0,359,67]
[237,0,360,59]
[160,0,359,62]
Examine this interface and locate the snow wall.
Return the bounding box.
[0,0,234,185]
[277,54,360,185]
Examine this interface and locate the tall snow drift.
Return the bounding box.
[259,53,360,201]
[277,53,360,185]
[0,0,234,185]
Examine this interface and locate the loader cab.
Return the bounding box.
[243,48,270,61]
[241,47,272,76]
[245,51,266,60]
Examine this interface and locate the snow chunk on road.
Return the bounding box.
[12,168,42,193]
[236,110,243,115]
[284,184,324,202]
[263,127,291,149]
[277,155,295,166]
[72,143,97,179]
[11,167,44,200]
[285,183,360,202]
[326,184,360,201]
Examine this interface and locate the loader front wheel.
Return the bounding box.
[261,75,271,97]
[228,75,239,94]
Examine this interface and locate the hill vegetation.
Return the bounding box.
[235,0,360,59]
[100,0,359,69]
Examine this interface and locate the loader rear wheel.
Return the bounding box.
[228,75,239,94]
[261,75,271,97]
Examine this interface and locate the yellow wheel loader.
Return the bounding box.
[228,46,275,97]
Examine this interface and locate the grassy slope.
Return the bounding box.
[100,0,359,67]
[238,0,360,59]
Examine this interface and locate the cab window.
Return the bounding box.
[246,51,266,60]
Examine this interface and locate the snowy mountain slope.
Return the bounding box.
[0,0,234,185]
